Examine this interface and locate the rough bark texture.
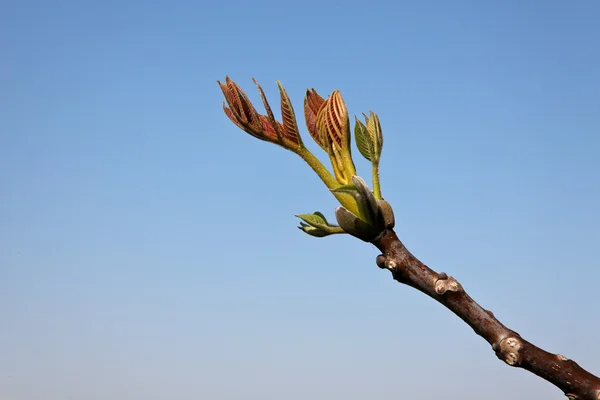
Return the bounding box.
[373,229,600,400]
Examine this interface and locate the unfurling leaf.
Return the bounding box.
[296,211,345,238]
[253,78,284,143]
[298,224,337,237]
[296,212,329,229]
[354,111,384,199]
[317,91,348,148]
[218,77,266,140]
[277,81,302,149]
[364,111,383,163]
[219,76,305,152]
[316,90,356,184]
[304,89,327,150]
[330,183,359,196]
[354,111,383,162]
[354,117,373,161]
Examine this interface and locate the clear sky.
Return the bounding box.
[1,1,599,399]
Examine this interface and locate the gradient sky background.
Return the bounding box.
[1,1,599,399]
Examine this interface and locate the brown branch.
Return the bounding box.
[373,229,600,400]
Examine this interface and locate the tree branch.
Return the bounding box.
[373,229,600,400]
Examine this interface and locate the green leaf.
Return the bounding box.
[330,183,359,196]
[299,226,325,237]
[296,211,346,238]
[313,211,328,222]
[354,116,373,161]
[298,225,333,237]
[296,212,329,229]
[365,111,383,163]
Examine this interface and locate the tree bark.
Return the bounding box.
[372,229,600,400]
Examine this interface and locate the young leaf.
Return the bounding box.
[296,212,329,229]
[298,225,344,237]
[304,89,327,150]
[365,111,383,162]
[253,78,285,144]
[354,116,373,161]
[296,211,345,238]
[330,183,359,196]
[313,211,329,223]
[277,81,303,148]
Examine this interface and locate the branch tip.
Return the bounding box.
[376,255,387,269]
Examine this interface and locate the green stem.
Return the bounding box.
[297,147,360,215]
[297,147,338,188]
[372,160,382,200]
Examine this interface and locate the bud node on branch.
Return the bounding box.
[434,276,462,295]
[384,259,397,270]
[498,337,523,366]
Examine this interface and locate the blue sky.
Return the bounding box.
[1,0,599,399]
